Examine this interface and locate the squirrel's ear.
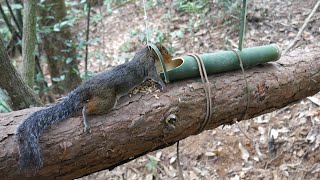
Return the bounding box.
[155,42,162,50]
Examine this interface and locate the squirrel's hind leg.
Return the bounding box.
[82,90,117,132]
[82,105,91,133]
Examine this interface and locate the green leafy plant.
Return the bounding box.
[0,89,11,113]
[174,0,209,14]
[119,41,133,52]
[138,28,169,44]
[145,156,159,173]
[217,0,241,27]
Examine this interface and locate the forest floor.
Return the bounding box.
[78,0,320,179]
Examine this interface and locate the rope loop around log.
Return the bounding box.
[187,54,213,134]
[231,49,250,120]
[188,50,251,132]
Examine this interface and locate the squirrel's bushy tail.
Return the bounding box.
[16,90,85,171]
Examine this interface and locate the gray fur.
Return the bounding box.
[16,46,165,172]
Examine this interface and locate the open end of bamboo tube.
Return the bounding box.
[156,57,183,74]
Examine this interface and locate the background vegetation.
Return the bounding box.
[0,0,319,179]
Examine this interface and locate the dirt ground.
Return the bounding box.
[78,0,320,179]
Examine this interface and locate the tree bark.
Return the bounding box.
[0,36,42,110]
[39,0,81,94]
[21,0,36,88]
[0,44,320,179]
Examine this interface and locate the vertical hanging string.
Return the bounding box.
[238,0,247,51]
[142,2,182,178]
[84,0,91,79]
[235,0,250,123]
[142,0,149,45]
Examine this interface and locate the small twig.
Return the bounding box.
[283,0,320,55]
[292,147,312,180]
[265,148,285,169]
[233,119,253,142]
[301,163,319,179]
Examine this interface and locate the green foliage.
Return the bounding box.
[173,0,209,14]
[170,30,184,39]
[0,26,11,43]
[0,89,12,112]
[52,74,66,82]
[104,0,112,13]
[1,0,175,96]
[145,156,159,173]
[0,3,20,44]
[34,71,51,95]
[52,20,74,32]
[9,3,23,10]
[119,41,133,52]
[139,29,169,44]
[217,0,239,9]
[0,99,11,112]
[0,2,23,43]
[217,0,241,27]
[80,70,94,80]
[91,12,103,24]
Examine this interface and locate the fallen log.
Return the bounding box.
[0,44,320,179]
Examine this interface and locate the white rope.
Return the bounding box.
[142,0,149,44]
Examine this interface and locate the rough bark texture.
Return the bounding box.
[0,37,43,110]
[0,44,320,179]
[21,0,36,87]
[39,0,81,94]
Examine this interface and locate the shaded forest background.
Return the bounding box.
[0,0,319,179]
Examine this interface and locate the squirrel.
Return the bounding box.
[16,43,172,171]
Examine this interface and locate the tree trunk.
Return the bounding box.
[39,0,81,94]
[21,0,36,88]
[0,44,320,179]
[0,37,42,110]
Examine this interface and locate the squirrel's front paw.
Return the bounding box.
[157,83,166,92]
[158,81,166,92]
[160,85,167,92]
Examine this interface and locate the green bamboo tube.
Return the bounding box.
[160,44,281,81]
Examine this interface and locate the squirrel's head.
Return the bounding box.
[134,43,172,74]
[151,43,172,63]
